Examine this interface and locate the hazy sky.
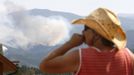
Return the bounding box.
[0,0,134,16]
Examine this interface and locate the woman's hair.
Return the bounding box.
[101,37,114,47]
[84,25,114,47]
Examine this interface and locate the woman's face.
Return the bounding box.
[83,26,95,46]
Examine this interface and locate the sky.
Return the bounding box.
[0,0,134,16]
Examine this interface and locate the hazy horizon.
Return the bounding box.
[0,0,134,16]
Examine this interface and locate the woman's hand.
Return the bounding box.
[67,33,84,47]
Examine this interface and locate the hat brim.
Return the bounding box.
[112,27,127,49]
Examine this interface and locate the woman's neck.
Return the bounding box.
[93,39,115,52]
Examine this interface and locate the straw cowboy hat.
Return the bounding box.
[72,8,127,49]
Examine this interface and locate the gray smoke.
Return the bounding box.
[0,1,72,49]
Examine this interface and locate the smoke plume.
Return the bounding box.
[0,1,72,49]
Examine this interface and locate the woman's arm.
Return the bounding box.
[39,33,84,73]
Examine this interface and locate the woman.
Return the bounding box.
[40,8,134,75]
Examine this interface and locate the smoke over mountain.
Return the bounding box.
[0,1,72,49]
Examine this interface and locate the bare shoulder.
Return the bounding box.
[65,49,80,58]
[63,49,80,67]
[40,49,80,73]
[62,49,80,72]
